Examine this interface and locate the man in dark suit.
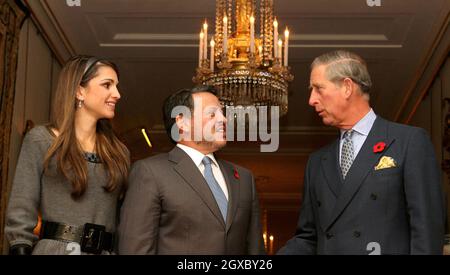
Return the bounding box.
[278,50,445,255]
[118,86,265,254]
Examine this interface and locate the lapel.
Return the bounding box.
[217,158,240,233]
[169,147,225,228]
[325,117,395,230]
[320,138,343,198]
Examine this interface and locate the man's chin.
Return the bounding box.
[214,140,227,149]
[321,117,334,127]
[199,140,227,152]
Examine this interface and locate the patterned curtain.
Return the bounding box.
[439,56,450,252]
[0,0,26,253]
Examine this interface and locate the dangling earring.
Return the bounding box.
[77,99,84,108]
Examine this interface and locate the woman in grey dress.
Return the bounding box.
[5,55,130,255]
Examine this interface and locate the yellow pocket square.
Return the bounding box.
[374,156,397,170]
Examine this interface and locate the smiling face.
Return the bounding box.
[308,64,348,127]
[188,92,227,154]
[77,65,121,120]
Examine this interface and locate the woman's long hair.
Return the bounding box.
[44,55,130,199]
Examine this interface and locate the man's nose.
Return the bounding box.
[218,110,227,123]
[308,91,317,107]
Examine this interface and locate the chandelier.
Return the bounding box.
[193,0,294,116]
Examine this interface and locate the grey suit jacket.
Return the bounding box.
[118,146,265,255]
[279,117,446,255]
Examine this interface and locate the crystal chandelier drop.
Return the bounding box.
[193,0,294,116]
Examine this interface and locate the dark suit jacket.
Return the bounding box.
[279,117,445,255]
[118,146,265,255]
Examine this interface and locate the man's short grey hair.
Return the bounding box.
[311,50,372,99]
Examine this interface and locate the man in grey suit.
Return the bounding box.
[118,86,265,254]
[278,50,446,255]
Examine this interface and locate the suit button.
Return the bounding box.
[317,201,321,207]
[326,233,334,239]
[370,193,378,200]
[353,231,361,238]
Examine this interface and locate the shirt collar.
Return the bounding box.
[176,144,219,167]
[340,108,377,139]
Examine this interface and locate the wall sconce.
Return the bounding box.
[263,233,267,250]
[141,128,152,148]
[269,235,274,255]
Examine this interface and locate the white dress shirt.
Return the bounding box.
[176,144,229,200]
[339,108,377,166]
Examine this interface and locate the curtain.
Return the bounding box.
[438,56,450,251]
[0,0,26,253]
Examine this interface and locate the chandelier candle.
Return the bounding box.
[199,31,204,67]
[278,39,282,63]
[203,21,208,60]
[223,16,228,54]
[250,15,255,53]
[273,19,278,58]
[210,39,215,71]
[284,28,289,67]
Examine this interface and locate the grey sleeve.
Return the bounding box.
[246,172,265,255]
[404,128,445,254]
[5,129,45,248]
[117,160,161,255]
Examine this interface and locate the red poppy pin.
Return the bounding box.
[373,142,386,153]
[233,167,240,179]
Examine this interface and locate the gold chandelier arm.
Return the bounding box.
[263,0,274,63]
[227,0,233,35]
[216,0,225,57]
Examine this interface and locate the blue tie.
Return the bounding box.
[202,157,228,222]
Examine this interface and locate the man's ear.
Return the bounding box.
[176,114,190,133]
[342,78,354,99]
